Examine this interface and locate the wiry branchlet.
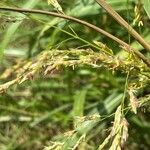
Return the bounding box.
[71,134,86,150]
[64,130,76,137]
[44,142,64,150]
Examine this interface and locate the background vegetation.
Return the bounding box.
[0,0,150,149]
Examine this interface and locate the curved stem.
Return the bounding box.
[96,0,150,53]
[0,7,150,66]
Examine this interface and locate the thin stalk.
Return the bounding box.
[26,15,109,54]
[0,7,150,66]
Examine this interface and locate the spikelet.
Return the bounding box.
[0,79,18,93]
[71,134,86,150]
[98,134,111,150]
[48,0,63,13]
[133,1,143,27]
[111,105,122,136]
[93,40,113,55]
[109,133,121,150]
[109,106,122,150]
[99,105,129,150]
[128,88,139,114]
[44,142,64,150]
[121,118,129,147]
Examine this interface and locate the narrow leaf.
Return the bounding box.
[73,90,87,117]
